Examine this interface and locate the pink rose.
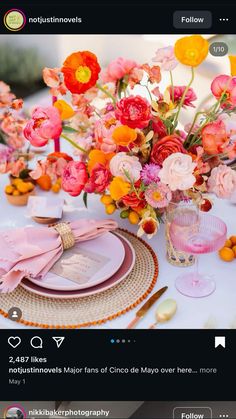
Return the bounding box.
[110,152,142,182]
[152,46,178,71]
[211,75,236,109]
[84,163,111,193]
[159,153,196,191]
[207,164,236,198]
[24,106,62,147]
[62,161,88,196]
[115,95,151,129]
[101,57,137,83]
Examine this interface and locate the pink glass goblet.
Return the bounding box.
[170,213,227,298]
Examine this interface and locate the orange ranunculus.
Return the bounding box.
[87,150,114,174]
[62,51,101,94]
[112,125,137,146]
[53,99,75,120]
[229,55,236,76]
[174,35,209,67]
[47,152,73,162]
[109,177,131,201]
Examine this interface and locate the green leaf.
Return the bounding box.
[63,126,78,133]
[83,192,88,208]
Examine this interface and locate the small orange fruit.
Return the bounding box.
[5,185,14,195]
[100,194,113,205]
[13,190,20,196]
[229,236,236,246]
[232,245,236,258]
[105,203,116,215]
[128,211,140,225]
[36,175,52,191]
[224,239,232,248]
[218,247,235,262]
[17,182,29,194]
[51,183,60,193]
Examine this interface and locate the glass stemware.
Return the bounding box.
[169,205,227,298]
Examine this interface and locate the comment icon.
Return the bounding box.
[30,336,43,349]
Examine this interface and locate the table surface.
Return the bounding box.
[0,152,236,330]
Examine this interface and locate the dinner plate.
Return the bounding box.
[28,232,125,291]
[21,234,135,299]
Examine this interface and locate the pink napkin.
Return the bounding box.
[0,219,118,293]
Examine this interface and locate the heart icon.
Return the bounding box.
[8,336,21,349]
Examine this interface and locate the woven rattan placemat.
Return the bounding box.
[0,229,159,328]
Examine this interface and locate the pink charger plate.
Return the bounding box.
[20,234,135,299]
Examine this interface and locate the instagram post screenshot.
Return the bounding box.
[0,0,236,417]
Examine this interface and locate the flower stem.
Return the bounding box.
[61,133,87,153]
[174,66,195,126]
[96,83,116,105]
[169,70,174,103]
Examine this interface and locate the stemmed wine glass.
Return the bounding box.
[169,205,227,298]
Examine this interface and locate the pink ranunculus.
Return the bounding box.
[152,46,178,71]
[101,57,137,83]
[62,161,88,197]
[202,120,229,155]
[94,112,119,153]
[24,106,62,147]
[211,75,236,108]
[207,164,236,198]
[169,86,197,107]
[115,95,151,129]
[159,153,196,191]
[84,163,111,193]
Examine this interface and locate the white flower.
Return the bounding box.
[159,153,196,191]
[109,152,142,182]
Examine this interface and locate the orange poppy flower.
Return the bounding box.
[112,125,137,146]
[87,150,114,174]
[62,51,101,94]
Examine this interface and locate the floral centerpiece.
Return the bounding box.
[1,35,236,238]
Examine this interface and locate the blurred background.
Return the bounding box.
[0,34,235,125]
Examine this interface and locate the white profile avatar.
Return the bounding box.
[12,310,18,318]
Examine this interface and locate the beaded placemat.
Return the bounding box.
[0,229,159,328]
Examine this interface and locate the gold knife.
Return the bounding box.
[126,286,168,329]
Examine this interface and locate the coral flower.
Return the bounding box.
[211,75,236,108]
[109,176,131,201]
[62,51,101,94]
[202,120,229,155]
[112,125,137,146]
[53,99,75,120]
[142,64,161,84]
[62,161,88,197]
[150,135,186,166]
[24,106,62,147]
[174,35,209,67]
[84,163,111,194]
[115,95,151,129]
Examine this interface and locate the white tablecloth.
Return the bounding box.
[0,168,235,330]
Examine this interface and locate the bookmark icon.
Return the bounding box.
[52,337,65,348]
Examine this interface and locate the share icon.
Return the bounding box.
[52,337,65,348]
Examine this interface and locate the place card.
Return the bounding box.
[27,196,64,219]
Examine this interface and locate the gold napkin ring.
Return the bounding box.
[53,223,75,250]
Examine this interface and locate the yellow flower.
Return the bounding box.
[109,177,131,201]
[229,55,236,76]
[174,35,208,67]
[54,99,75,120]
